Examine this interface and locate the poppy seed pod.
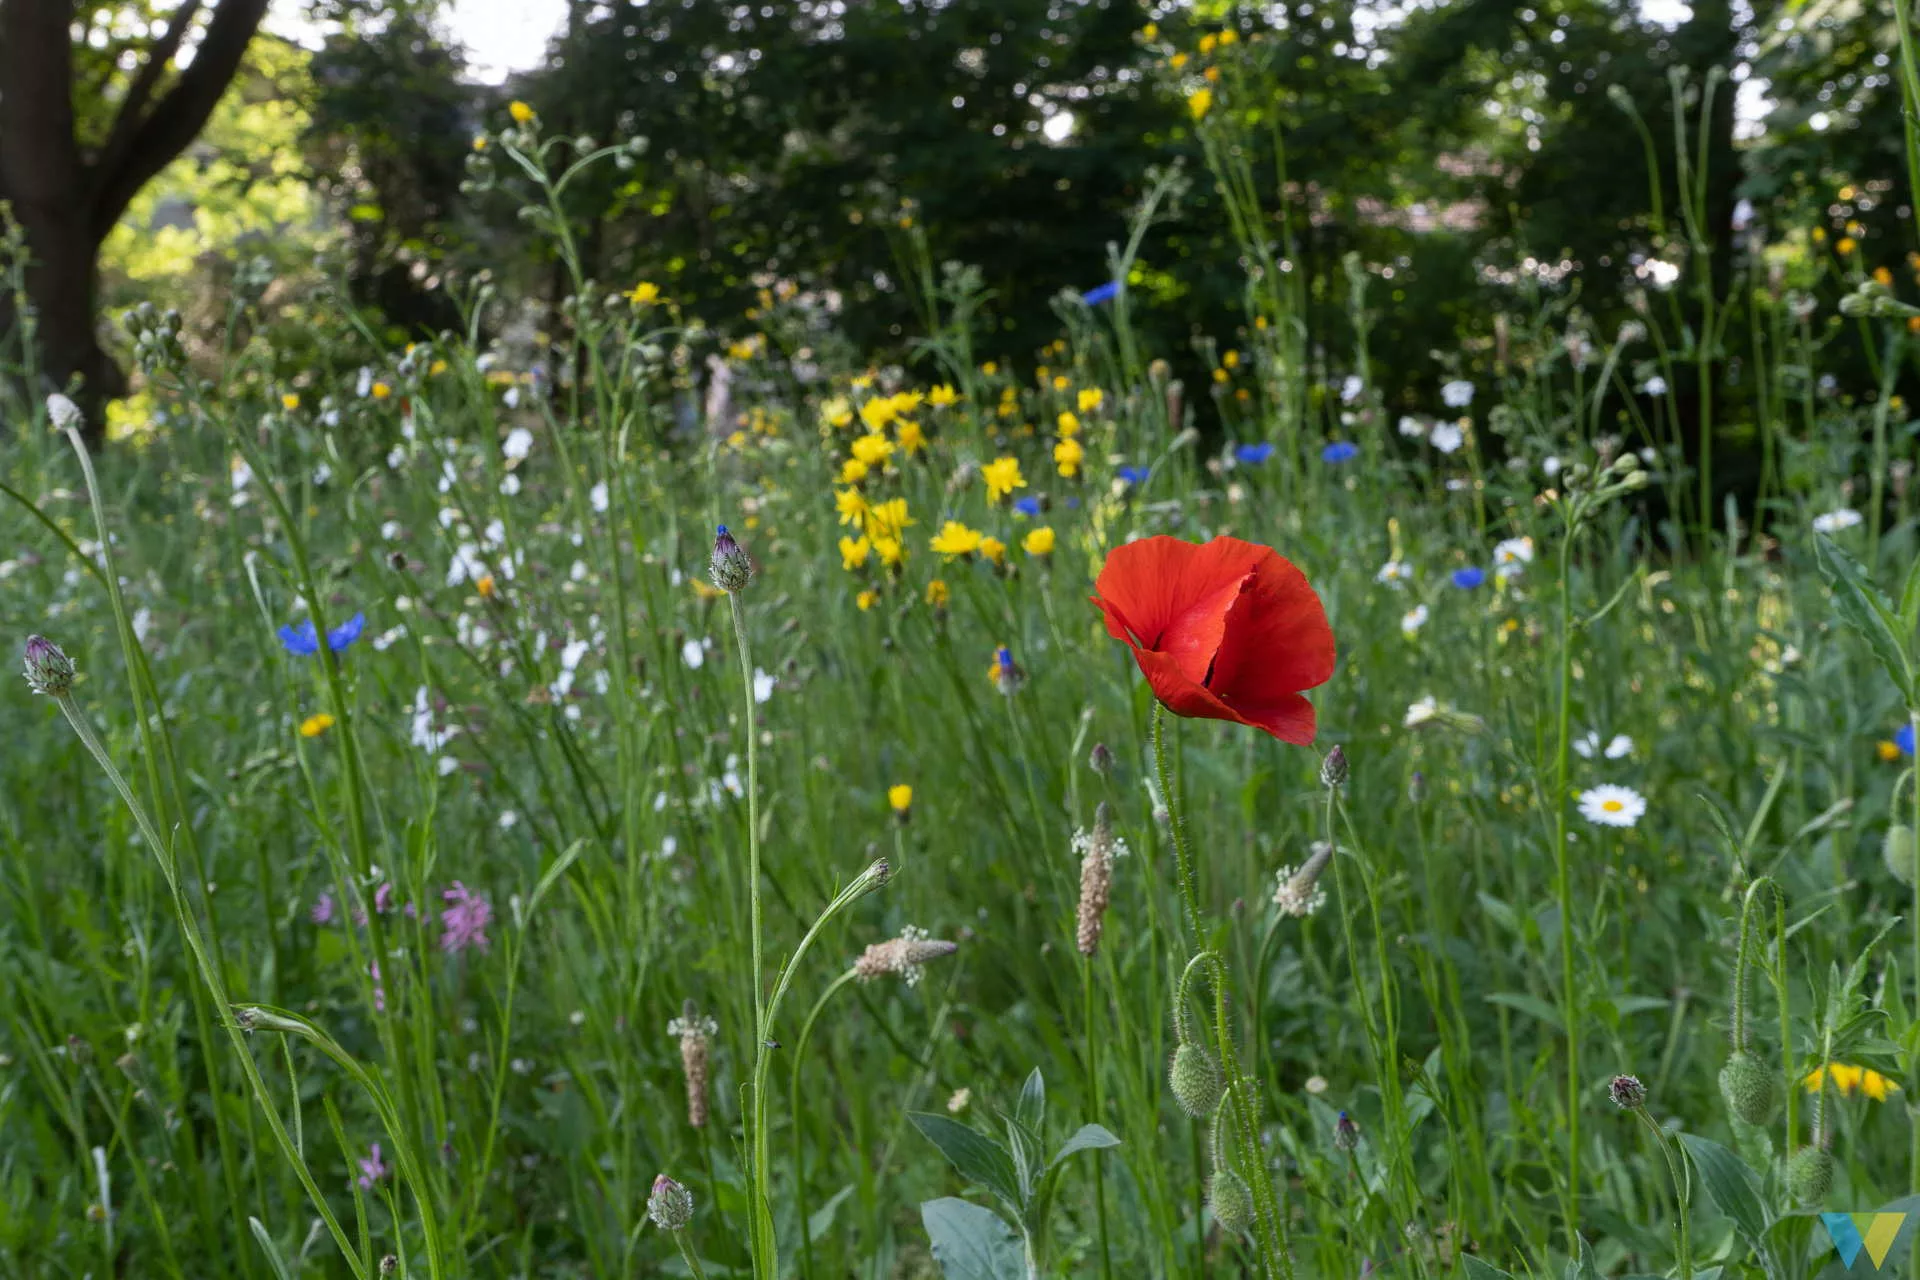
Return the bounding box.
[1787,1146,1834,1205]
[1718,1051,1778,1126]
[1169,1042,1225,1117]
[1884,824,1916,887]
[1208,1170,1255,1233]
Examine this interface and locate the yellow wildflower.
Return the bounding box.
[1223,349,1240,368]
[1170,52,1189,69]
[872,536,904,568]
[1873,266,1894,287]
[981,361,999,376]
[691,579,727,601]
[1879,740,1903,762]
[979,536,1007,566]
[981,456,1026,502]
[1837,236,1858,255]
[1188,87,1212,120]
[1142,21,1158,38]
[1219,28,1238,44]
[1022,526,1056,556]
[1054,436,1085,478]
[890,390,924,415]
[856,589,879,611]
[371,381,392,400]
[1212,367,1229,384]
[851,432,895,467]
[925,579,951,608]
[625,281,661,305]
[930,384,960,406]
[852,372,875,390]
[472,135,488,152]
[823,397,855,429]
[868,498,913,540]
[1077,387,1103,413]
[889,783,914,813]
[1052,374,1070,391]
[839,458,871,485]
[429,360,447,376]
[1198,32,1218,54]
[840,536,872,571]
[299,713,335,738]
[897,421,926,455]
[931,521,985,558]
[477,575,497,599]
[1057,411,1081,437]
[509,100,535,124]
[1803,1062,1900,1101]
[835,487,870,530]
[859,397,898,431]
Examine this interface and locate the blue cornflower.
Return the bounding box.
[1235,442,1275,466]
[1117,465,1150,487]
[1081,281,1121,306]
[279,611,365,656]
[1013,496,1043,517]
[1451,567,1486,589]
[1321,441,1359,464]
[1900,724,1916,756]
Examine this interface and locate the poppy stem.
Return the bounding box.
[1152,705,1205,944]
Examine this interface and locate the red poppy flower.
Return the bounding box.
[1091,535,1335,744]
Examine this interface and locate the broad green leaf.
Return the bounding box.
[1486,992,1564,1030]
[1563,1233,1603,1280]
[1815,535,1914,701]
[1015,1067,1045,1135]
[1679,1132,1771,1255]
[910,1113,1022,1213]
[1899,553,1920,636]
[920,1197,1027,1280]
[1462,1257,1517,1279]
[1049,1123,1121,1169]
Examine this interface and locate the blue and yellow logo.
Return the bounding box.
[1821,1211,1915,1271]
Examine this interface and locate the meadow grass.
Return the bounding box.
[2,87,1920,1280]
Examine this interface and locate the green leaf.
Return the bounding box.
[1815,534,1914,700]
[910,1113,1022,1213]
[1485,992,1564,1030]
[248,1219,296,1280]
[1678,1132,1772,1256]
[1015,1067,1045,1135]
[808,1183,855,1240]
[1049,1123,1121,1169]
[1462,1257,1517,1280]
[1563,1233,1603,1280]
[920,1197,1027,1280]
[1898,553,1920,636]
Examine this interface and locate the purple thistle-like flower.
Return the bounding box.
[356,1143,389,1190]
[440,881,493,954]
[23,635,75,696]
[311,891,336,925]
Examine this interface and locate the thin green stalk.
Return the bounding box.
[1552,522,1582,1241]
[726,590,775,1277]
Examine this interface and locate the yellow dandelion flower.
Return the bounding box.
[851,432,895,466]
[371,381,392,400]
[1223,349,1240,369]
[1188,87,1213,120]
[1874,266,1894,287]
[851,372,875,390]
[856,589,879,611]
[890,390,924,415]
[476,574,497,599]
[930,384,960,407]
[1170,52,1189,69]
[897,420,926,455]
[1077,387,1103,413]
[1051,374,1070,391]
[981,456,1026,502]
[1142,21,1159,38]
[835,487,870,531]
[925,579,951,608]
[279,392,301,411]
[931,521,985,558]
[1057,411,1081,437]
[1022,526,1056,556]
[625,281,661,305]
[872,535,904,568]
[867,498,913,540]
[1054,436,1085,478]
[1803,1061,1900,1100]
[508,100,536,124]
[472,135,488,152]
[823,397,855,429]
[1219,28,1238,44]
[429,359,447,376]
[1880,739,1903,762]
[839,535,872,571]
[1198,33,1218,54]
[981,361,999,376]
[1837,236,1858,255]
[1212,367,1229,384]
[299,713,335,738]
[839,458,871,485]
[889,784,914,812]
[979,536,1007,566]
[859,397,898,431]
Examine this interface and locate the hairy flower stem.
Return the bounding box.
[1151,706,1290,1277]
[1552,522,1582,1242]
[672,1229,711,1280]
[727,591,775,1277]
[1084,954,1113,1280]
[1630,1104,1691,1279]
[1911,708,1920,1207]
[792,968,859,1280]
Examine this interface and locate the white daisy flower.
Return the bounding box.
[1441,379,1474,409]
[1398,415,1428,439]
[1430,422,1464,454]
[681,638,707,670]
[1812,508,1862,534]
[1578,784,1646,828]
[1404,695,1440,728]
[1401,604,1429,637]
[1574,732,1634,760]
[1375,559,1413,588]
[590,481,610,514]
[502,427,535,462]
[1493,536,1534,581]
[1341,375,1364,404]
[1641,375,1667,396]
[753,668,776,703]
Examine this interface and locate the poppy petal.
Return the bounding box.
[1127,647,1319,744]
[1207,547,1336,702]
[1091,536,1266,683]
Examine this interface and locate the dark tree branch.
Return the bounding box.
[92,0,206,190]
[87,0,268,242]
[0,0,83,212]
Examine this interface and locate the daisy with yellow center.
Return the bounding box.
[981,456,1025,502]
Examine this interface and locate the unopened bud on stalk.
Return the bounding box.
[1170,1042,1225,1117]
[45,394,83,433]
[380,1256,399,1277]
[1787,1146,1834,1205]
[23,635,74,697]
[1207,1169,1254,1233]
[647,1174,695,1230]
[1608,1074,1646,1109]
[1884,824,1916,887]
[1089,742,1113,776]
[1320,745,1347,789]
[1333,1110,1361,1151]
[709,525,754,593]
[1718,1051,1777,1126]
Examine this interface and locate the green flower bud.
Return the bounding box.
[1207,1170,1254,1233]
[1169,1042,1225,1117]
[1787,1146,1834,1206]
[647,1174,695,1230]
[1718,1051,1777,1126]
[1884,824,1916,888]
